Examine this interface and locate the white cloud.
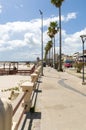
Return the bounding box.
[62,28,86,55]
[65,12,77,22]
[43,12,77,27]
[0,12,85,61]
[0,20,42,60]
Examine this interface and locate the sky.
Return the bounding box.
[0,0,86,61]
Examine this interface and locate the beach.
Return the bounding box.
[0,62,34,100]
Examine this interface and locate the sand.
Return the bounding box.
[0,74,32,99]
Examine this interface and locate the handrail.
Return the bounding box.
[14,105,27,130]
[13,91,28,116]
[17,65,35,75]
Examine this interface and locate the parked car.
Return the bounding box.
[64,60,73,68]
[64,62,72,68]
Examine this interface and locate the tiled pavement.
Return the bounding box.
[35,67,86,130]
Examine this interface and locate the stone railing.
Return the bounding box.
[0,65,41,130]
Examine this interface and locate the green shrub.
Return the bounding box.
[74,62,83,73]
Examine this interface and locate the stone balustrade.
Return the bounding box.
[34,66,41,76]
[31,73,38,83]
[0,65,41,130]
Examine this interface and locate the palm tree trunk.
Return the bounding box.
[49,50,50,65]
[54,36,55,68]
[51,38,54,67]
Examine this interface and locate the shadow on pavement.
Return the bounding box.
[58,79,86,97]
[20,76,42,130]
[21,112,41,130]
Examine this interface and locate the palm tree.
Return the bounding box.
[49,21,59,68]
[44,44,49,63]
[45,40,53,65]
[48,40,53,65]
[47,26,54,66]
[51,0,64,71]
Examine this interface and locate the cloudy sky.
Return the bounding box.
[0,0,86,61]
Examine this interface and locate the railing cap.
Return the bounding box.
[21,81,34,87]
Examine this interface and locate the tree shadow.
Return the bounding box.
[58,79,86,97]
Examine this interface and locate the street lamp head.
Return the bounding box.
[80,34,86,38]
[39,9,43,15]
[80,34,86,43]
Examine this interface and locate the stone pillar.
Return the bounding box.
[0,98,13,130]
[21,81,34,112]
[31,73,38,83]
[35,66,41,76]
[31,73,38,89]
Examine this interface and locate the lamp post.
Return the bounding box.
[80,34,86,85]
[39,10,43,76]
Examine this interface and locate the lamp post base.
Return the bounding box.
[82,82,86,85]
[58,68,63,72]
[41,73,44,76]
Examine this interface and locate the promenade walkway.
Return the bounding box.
[34,66,86,130]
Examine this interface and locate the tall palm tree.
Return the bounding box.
[51,0,64,71]
[47,26,54,66]
[44,44,49,63]
[50,21,59,68]
[45,40,53,65]
[47,40,53,65]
